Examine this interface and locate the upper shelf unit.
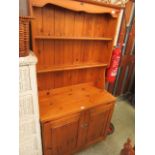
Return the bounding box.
[35,36,113,41]
[30,0,119,44]
[29,0,121,90]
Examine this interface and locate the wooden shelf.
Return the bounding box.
[37,63,107,73]
[35,36,113,41]
[39,83,116,122]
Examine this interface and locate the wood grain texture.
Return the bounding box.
[31,3,119,90]
[86,105,111,142]
[35,36,113,40]
[42,114,80,155]
[37,63,107,73]
[30,0,120,18]
[42,100,115,155]
[39,83,115,122]
[37,68,106,90]
[29,1,119,154]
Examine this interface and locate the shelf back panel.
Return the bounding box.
[37,68,105,91]
[31,5,117,38]
[35,40,113,70]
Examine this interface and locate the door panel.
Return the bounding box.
[86,111,109,142]
[77,111,90,148]
[86,104,113,143]
[42,104,114,155]
[52,122,78,155]
[42,114,79,155]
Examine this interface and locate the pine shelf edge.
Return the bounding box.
[37,63,107,73]
[35,36,113,41]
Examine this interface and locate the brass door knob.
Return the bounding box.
[81,123,88,128]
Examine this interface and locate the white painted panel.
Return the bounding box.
[19,52,42,155]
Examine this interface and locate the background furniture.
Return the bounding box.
[19,52,42,155]
[29,0,122,154]
[120,139,135,155]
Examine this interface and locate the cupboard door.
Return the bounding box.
[77,111,90,149]
[42,114,80,155]
[86,104,114,143]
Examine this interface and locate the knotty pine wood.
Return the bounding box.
[29,1,120,154]
[37,63,107,73]
[39,83,115,122]
[35,40,111,67]
[37,68,106,90]
[35,36,113,41]
[30,0,120,18]
[76,111,90,148]
[42,113,80,155]
[35,40,112,71]
[41,93,115,155]
[31,4,118,37]
[30,4,118,92]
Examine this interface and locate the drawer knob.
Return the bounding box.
[81,123,88,128]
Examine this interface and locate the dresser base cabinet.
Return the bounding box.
[40,85,115,155]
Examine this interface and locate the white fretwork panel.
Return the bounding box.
[19,135,40,155]
[19,95,34,119]
[19,66,31,92]
[19,119,36,138]
[19,52,42,155]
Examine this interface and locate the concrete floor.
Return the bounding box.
[75,99,135,155]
